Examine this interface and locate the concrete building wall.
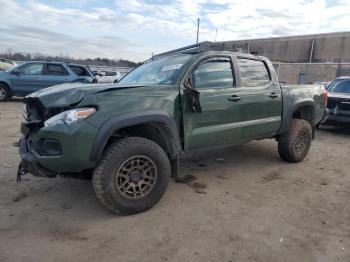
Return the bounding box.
[312,34,350,62]
[203,32,350,84]
[215,31,350,63]
[273,63,350,84]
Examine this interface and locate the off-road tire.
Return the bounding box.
[0,84,11,101]
[278,119,312,163]
[92,137,170,215]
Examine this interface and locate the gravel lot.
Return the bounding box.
[0,100,349,262]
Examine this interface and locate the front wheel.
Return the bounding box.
[92,137,170,215]
[0,84,11,101]
[278,119,312,163]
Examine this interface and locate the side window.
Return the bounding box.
[193,59,234,89]
[19,63,44,75]
[99,71,107,76]
[237,59,270,87]
[45,64,69,76]
[69,66,90,76]
[106,71,117,76]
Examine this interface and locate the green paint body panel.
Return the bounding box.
[20,51,327,175]
[28,120,98,172]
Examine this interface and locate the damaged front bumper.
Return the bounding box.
[18,136,57,181]
[17,118,98,181]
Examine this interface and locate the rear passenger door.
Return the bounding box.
[41,63,70,88]
[234,57,282,139]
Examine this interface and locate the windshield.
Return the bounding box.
[119,54,192,85]
[327,79,350,93]
[6,63,22,73]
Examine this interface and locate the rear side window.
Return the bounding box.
[193,59,234,89]
[237,59,270,87]
[327,80,350,93]
[45,64,68,76]
[69,66,90,77]
[106,71,117,76]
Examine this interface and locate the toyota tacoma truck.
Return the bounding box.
[18,43,328,215]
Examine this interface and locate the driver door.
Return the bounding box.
[9,63,44,95]
[181,56,244,151]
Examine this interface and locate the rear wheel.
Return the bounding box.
[278,119,312,163]
[92,137,170,215]
[0,84,10,101]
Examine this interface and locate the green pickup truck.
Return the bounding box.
[19,44,328,214]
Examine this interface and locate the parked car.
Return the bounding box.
[0,61,96,101]
[0,58,17,71]
[323,76,350,125]
[18,44,328,215]
[94,70,122,83]
[314,81,330,89]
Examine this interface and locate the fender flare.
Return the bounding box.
[280,100,316,134]
[89,110,182,162]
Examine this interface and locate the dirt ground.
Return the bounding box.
[0,100,349,262]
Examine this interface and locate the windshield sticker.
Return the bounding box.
[161,64,183,72]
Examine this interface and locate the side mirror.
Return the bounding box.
[184,77,201,113]
[11,69,21,75]
[184,77,192,89]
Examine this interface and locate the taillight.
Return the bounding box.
[323,89,328,107]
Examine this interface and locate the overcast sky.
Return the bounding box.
[1,0,350,62]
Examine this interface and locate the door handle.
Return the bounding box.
[228,95,241,102]
[268,92,279,98]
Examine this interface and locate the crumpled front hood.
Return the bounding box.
[25,83,143,108]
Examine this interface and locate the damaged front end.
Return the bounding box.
[17,137,58,182]
[17,86,98,182]
[17,97,63,181]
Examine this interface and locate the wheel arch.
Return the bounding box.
[283,101,316,138]
[292,102,315,124]
[89,110,182,162]
[0,81,12,99]
[0,81,11,91]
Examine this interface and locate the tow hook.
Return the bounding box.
[16,162,27,183]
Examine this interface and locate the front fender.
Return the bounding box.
[0,79,12,90]
[88,110,182,162]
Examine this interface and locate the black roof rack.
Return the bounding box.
[150,41,252,61]
[152,41,210,58]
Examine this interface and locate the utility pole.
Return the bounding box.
[309,36,315,63]
[214,29,218,42]
[196,18,200,44]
